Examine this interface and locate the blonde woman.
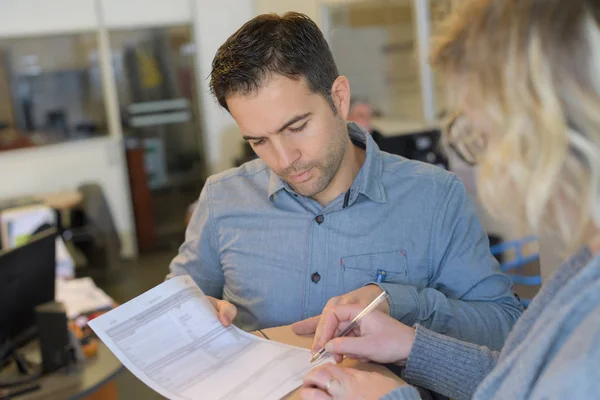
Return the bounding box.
[295,0,600,399]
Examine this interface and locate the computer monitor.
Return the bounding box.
[0,229,57,348]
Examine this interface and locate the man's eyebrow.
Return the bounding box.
[242,112,312,141]
[242,134,265,141]
[276,112,311,133]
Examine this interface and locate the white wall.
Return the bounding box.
[100,0,192,29]
[254,0,373,28]
[329,26,390,114]
[193,0,255,173]
[255,0,322,25]
[0,137,137,258]
[0,0,98,37]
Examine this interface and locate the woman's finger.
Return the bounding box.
[300,387,333,400]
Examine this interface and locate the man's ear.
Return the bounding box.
[330,76,351,119]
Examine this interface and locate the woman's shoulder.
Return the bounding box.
[529,246,594,308]
[499,250,599,358]
[529,293,600,398]
[478,256,600,398]
[551,246,595,284]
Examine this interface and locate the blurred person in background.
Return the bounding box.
[347,98,384,145]
[300,0,600,399]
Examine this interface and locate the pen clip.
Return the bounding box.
[376,269,387,283]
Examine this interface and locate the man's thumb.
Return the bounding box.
[291,316,320,335]
[217,301,237,324]
[325,336,369,357]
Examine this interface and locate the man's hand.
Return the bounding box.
[206,296,237,327]
[292,285,390,353]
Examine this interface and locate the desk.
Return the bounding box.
[372,118,438,138]
[253,325,403,400]
[0,191,83,213]
[2,341,122,400]
[38,191,83,212]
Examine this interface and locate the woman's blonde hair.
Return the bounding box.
[432,0,600,250]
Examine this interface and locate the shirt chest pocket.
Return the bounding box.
[341,250,408,292]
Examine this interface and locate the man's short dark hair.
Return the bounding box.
[209,12,339,112]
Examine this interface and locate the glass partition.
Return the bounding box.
[0,33,107,152]
[109,25,206,247]
[109,25,205,188]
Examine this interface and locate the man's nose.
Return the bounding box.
[273,139,300,171]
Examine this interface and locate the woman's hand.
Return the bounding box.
[301,364,405,400]
[295,304,416,364]
[589,234,600,256]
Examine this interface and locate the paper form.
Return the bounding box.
[56,277,115,319]
[88,275,332,400]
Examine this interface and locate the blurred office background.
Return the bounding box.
[0,1,547,398]
[0,0,457,260]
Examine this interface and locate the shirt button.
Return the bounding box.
[315,215,324,224]
[311,272,321,283]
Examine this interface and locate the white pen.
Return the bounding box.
[310,291,389,363]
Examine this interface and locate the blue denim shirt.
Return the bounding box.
[169,123,522,350]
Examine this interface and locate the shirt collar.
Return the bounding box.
[268,167,287,199]
[347,122,387,204]
[268,122,387,204]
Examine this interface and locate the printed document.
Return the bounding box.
[56,277,115,319]
[88,275,332,400]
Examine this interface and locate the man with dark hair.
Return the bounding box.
[168,12,522,351]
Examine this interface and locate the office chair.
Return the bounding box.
[490,235,542,308]
[377,128,449,170]
[62,184,121,274]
